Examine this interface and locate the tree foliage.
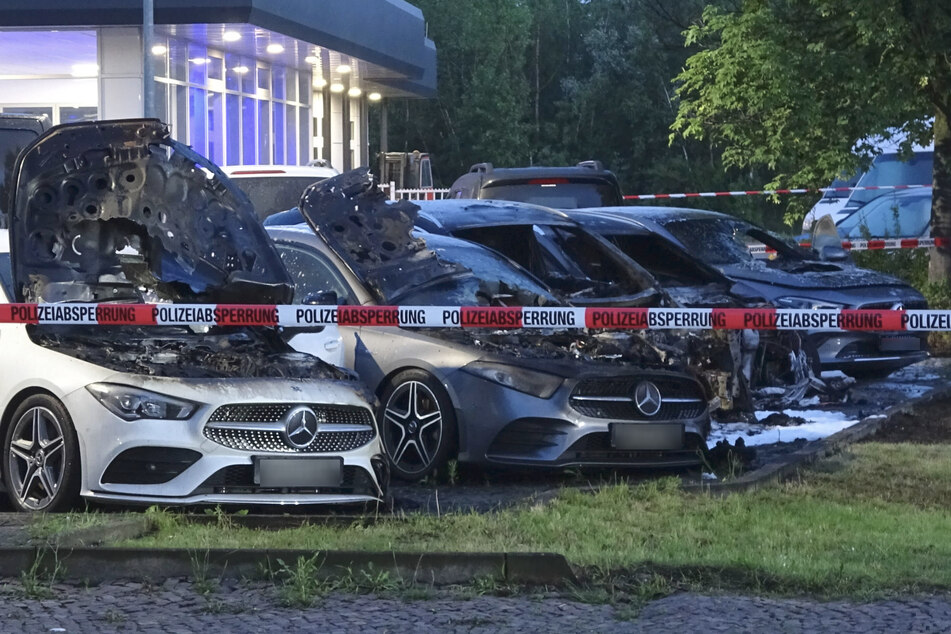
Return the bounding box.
[671,0,951,279]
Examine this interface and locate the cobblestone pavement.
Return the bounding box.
[1,579,949,633]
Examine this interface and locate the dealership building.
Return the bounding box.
[0,0,436,170]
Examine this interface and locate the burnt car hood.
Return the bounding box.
[298,167,468,303]
[721,261,911,292]
[9,119,293,304]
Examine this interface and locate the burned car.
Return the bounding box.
[412,199,819,412]
[0,119,386,512]
[572,207,928,377]
[266,168,711,481]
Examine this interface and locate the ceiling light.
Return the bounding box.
[70,63,99,77]
[313,76,327,88]
[304,55,319,64]
[348,87,362,97]
[336,64,351,74]
[266,43,284,54]
[329,83,345,93]
[150,44,167,55]
[189,57,211,65]
[232,65,250,74]
[222,30,241,42]
[368,92,382,102]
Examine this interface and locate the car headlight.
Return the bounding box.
[86,383,198,421]
[775,296,846,310]
[461,361,563,399]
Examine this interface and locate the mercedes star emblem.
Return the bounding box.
[633,381,663,417]
[283,406,321,449]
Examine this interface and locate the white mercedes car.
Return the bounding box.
[0,119,386,512]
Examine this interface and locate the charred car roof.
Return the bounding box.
[413,199,574,232]
[10,119,293,304]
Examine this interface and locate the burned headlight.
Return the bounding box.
[86,383,198,421]
[461,361,563,399]
[775,296,845,310]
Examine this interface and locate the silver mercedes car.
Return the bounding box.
[267,169,712,481]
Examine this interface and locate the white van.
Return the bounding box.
[802,138,933,231]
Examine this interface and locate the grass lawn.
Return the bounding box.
[122,441,951,598]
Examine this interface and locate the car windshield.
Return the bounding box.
[391,235,559,306]
[837,193,932,238]
[660,217,807,266]
[450,223,651,298]
[847,152,933,208]
[481,181,620,208]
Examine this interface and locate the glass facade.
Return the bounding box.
[152,36,311,167]
[0,30,99,124]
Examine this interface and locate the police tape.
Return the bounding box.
[2,303,951,332]
[748,236,951,254]
[623,184,932,201]
[750,238,951,255]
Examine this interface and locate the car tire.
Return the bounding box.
[378,370,457,482]
[2,395,81,512]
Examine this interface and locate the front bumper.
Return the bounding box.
[448,369,710,468]
[64,386,385,505]
[812,331,929,374]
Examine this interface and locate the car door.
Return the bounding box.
[273,242,353,367]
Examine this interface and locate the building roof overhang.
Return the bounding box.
[0,0,436,97]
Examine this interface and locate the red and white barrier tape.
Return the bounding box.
[748,236,951,255]
[2,303,948,332]
[623,184,932,201]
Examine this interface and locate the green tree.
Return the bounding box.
[671,0,951,280]
[378,0,532,184]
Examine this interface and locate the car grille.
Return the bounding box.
[203,403,375,453]
[569,376,706,420]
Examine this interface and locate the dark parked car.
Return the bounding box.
[413,199,819,411]
[572,207,929,377]
[448,161,623,208]
[266,169,712,480]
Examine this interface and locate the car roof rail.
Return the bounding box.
[576,160,604,171]
[469,162,493,174]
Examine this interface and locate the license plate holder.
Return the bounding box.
[254,457,343,488]
[610,423,684,451]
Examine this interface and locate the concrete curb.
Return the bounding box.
[0,547,576,586]
[686,384,951,495]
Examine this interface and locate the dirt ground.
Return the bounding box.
[867,399,951,444]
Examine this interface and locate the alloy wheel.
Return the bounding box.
[7,406,67,511]
[382,381,444,476]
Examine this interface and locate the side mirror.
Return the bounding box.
[304,290,338,305]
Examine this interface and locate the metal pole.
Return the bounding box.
[143,0,155,118]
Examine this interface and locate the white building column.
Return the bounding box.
[97,27,144,119]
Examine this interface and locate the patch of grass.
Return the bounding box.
[28,510,113,543]
[19,547,65,599]
[121,442,951,598]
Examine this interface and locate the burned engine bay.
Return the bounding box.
[30,325,356,382]
[9,119,347,381]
